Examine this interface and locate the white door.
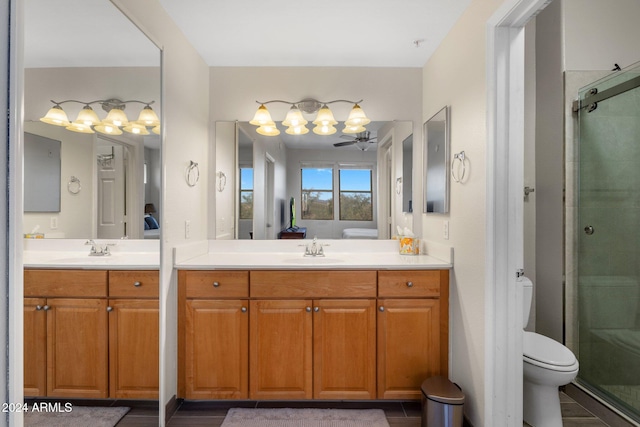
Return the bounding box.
[265,155,275,239]
[97,142,126,238]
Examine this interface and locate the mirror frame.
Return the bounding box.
[423,106,450,214]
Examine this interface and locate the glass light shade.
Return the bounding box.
[40,105,70,126]
[344,103,371,127]
[256,123,280,136]
[152,125,161,135]
[343,124,367,134]
[282,106,308,127]
[285,125,309,135]
[250,104,273,126]
[94,123,123,136]
[312,105,338,126]
[135,105,160,126]
[66,121,95,134]
[355,140,370,151]
[101,108,129,127]
[123,123,151,135]
[313,123,337,136]
[75,105,101,126]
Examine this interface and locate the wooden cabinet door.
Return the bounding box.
[24,298,46,396]
[313,299,376,399]
[109,299,159,399]
[377,298,441,399]
[185,299,249,399]
[46,298,108,398]
[250,299,312,400]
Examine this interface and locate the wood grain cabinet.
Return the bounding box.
[178,268,448,401]
[377,270,449,399]
[179,270,249,399]
[24,269,159,399]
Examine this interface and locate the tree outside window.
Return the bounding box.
[239,167,253,219]
[339,168,373,221]
[301,167,334,220]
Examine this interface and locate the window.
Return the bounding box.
[301,167,334,220]
[339,168,373,221]
[239,167,253,219]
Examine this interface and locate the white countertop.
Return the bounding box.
[23,239,160,270]
[174,239,452,270]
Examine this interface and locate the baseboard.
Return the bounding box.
[164,395,180,420]
[564,383,639,427]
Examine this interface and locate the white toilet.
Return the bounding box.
[522,277,579,427]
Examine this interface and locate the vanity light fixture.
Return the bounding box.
[39,98,160,136]
[249,98,369,137]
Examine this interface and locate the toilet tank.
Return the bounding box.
[521,276,533,328]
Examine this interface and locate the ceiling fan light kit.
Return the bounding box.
[39,98,161,136]
[250,98,370,137]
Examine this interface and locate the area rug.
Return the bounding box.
[24,406,129,427]
[221,408,390,427]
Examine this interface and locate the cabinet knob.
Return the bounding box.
[213,281,220,287]
[36,305,42,311]
[379,306,385,312]
[133,281,142,287]
[107,306,113,312]
[306,307,311,312]
[43,305,50,311]
[314,307,319,312]
[406,281,413,288]
[241,307,247,313]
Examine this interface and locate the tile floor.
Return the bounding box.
[112,392,611,426]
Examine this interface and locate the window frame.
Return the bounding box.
[300,166,334,220]
[239,166,253,220]
[338,167,374,221]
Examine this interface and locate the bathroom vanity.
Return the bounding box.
[23,240,160,400]
[174,239,452,401]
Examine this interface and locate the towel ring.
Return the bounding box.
[451,151,467,183]
[395,177,402,195]
[217,171,227,192]
[186,161,200,187]
[67,176,81,194]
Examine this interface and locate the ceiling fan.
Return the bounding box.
[332,131,377,151]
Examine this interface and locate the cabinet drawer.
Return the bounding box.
[184,271,249,298]
[109,271,159,298]
[378,270,441,297]
[24,269,108,297]
[251,270,377,298]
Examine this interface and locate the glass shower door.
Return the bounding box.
[576,63,640,423]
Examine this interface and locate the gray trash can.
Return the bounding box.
[421,376,465,427]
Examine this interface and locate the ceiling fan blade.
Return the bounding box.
[339,135,357,140]
[333,141,356,147]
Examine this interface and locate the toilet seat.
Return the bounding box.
[523,331,578,372]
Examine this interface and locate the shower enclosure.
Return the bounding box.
[575,61,640,423]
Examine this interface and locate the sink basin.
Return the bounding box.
[283,257,344,264]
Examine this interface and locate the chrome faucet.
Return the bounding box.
[304,236,325,257]
[85,239,114,256]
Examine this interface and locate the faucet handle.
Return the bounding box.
[84,239,95,246]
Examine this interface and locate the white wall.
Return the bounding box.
[110,0,210,422]
[421,0,504,424]
[209,67,423,238]
[563,0,640,71]
[214,122,236,239]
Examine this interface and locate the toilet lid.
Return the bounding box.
[523,331,577,368]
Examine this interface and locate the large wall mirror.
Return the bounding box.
[423,106,450,214]
[23,0,161,240]
[216,120,412,240]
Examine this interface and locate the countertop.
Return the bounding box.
[23,239,160,270]
[174,239,453,270]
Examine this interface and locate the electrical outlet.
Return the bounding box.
[443,220,449,240]
[185,220,190,239]
[50,217,58,229]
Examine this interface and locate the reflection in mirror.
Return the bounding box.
[23,0,161,240]
[424,106,450,214]
[402,134,413,213]
[218,121,411,239]
[24,133,61,213]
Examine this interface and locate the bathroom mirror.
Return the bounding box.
[402,134,413,213]
[23,0,161,240]
[24,133,61,213]
[217,120,412,240]
[423,106,450,214]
